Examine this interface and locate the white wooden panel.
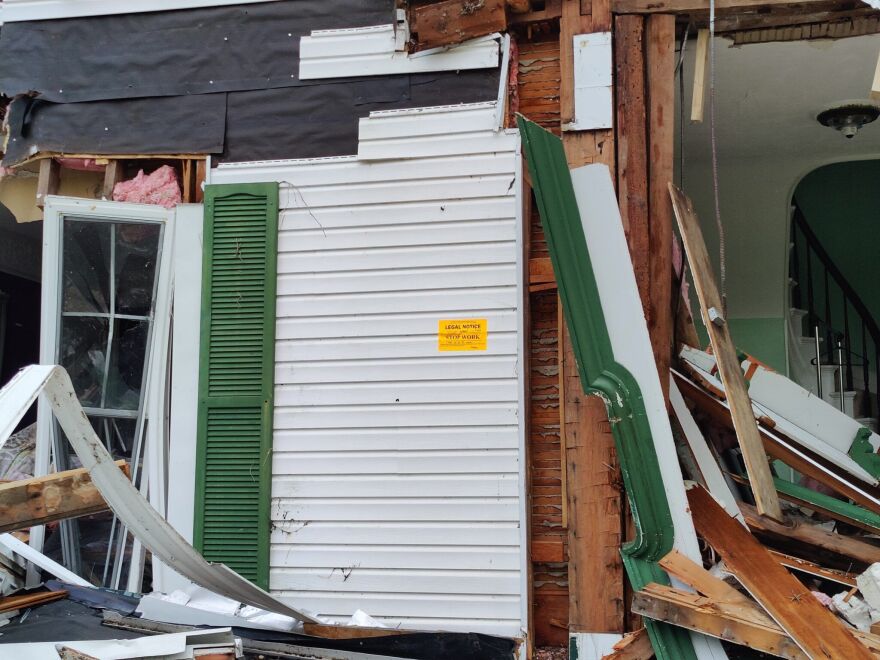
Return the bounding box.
[274,403,519,429]
[277,287,518,317]
[270,522,521,546]
[272,427,519,452]
[273,592,521,623]
[299,26,500,80]
[215,103,524,637]
[279,219,516,251]
[276,379,519,405]
[272,474,520,498]
[275,333,517,361]
[272,449,519,475]
[567,32,613,131]
[269,545,520,571]
[278,241,516,276]
[270,569,520,594]
[276,310,518,340]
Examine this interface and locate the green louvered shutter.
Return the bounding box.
[194,182,279,589]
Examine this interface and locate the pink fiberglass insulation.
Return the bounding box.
[113,164,181,209]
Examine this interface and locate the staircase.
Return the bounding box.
[789,203,880,431]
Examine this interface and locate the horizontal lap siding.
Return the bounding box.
[212,104,523,636]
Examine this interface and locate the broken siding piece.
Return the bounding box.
[299,25,500,80]
[669,184,783,522]
[687,483,873,659]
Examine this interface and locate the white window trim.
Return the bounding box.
[32,196,175,588]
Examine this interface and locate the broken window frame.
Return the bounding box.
[33,196,175,587]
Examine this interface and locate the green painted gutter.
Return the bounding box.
[517,117,696,660]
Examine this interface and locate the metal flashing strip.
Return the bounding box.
[0,0,283,22]
[299,25,500,80]
[0,364,317,622]
[517,117,726,660]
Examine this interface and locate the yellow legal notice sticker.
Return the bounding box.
[438,319,488,351]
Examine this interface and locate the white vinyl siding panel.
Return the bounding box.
[212,103,525,637]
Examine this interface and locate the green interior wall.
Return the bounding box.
[693,314,787,373]
[794,160,880,326]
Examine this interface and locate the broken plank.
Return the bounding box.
[670,184,783,522]
[302,623,408,639]
[601,627,654,659]
[688,483,873,659]
[770,550,858,589]
[633,583,807,659]
[658,549,758,612]
[740,501,880,567]
[408,0,507,52]
[690,30,709,123]
[0,461,130,533]
[0,589,68,613]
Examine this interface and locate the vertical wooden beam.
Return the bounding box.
[102,160,124,200]
[36,158,60,208]
[691,29,710,122]
[614,15,650,313]
[646,14,676,401]
[560,0,623,637]
[562,323,625,633]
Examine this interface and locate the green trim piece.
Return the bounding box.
[772,475,880,531]
[517,117,696,660]
[849,427,880,480]
[194,182,279,590]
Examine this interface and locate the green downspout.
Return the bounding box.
[517,117,696,660]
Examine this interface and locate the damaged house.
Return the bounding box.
[1,0,880,658]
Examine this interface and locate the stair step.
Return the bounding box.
[857,417,878,432]
[797,336,824,345]
[828,390,857,418]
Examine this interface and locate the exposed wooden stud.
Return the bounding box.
[36,158,60,208]
[740,501,880,567]
[563,321,625,633]
[615,14,650,308]
[0,461,129,533]
[558,296,568,530]
[669,185,783,522]
[601,627,654,659]
[102,160,124,200]
[688,484,874,659]
[690,30,709,123]
[871,47,880,101]
[408,0,508,52]
[646,14,676,400]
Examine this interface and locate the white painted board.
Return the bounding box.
[566,32,613,131]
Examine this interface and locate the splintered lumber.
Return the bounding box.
[0,589,68,613]
[658,550,760,612]
[601,627,654,659]
[408,0,507,52]
[633,583,808,659]
[634,583,880,658]
[0,461,129,533]
[302,622,408,639]
[770,550,858,589]
[740,501,880,567]
[690,30,709,122]
[688,484,873,659]
[669,184,783,522]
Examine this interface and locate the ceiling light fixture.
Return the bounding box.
[817,101,880,139]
